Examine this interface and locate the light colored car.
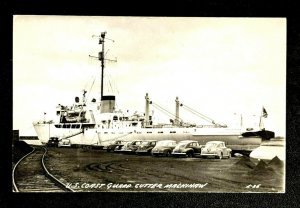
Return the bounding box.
[171,140,202,157]
[151,140,177,157]
[200,141,231,159]
[57,138,71,147]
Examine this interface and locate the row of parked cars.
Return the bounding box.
[104,139,232,159]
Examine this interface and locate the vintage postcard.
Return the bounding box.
[13,16,286,193]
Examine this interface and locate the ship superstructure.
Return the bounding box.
[33,32,273,152]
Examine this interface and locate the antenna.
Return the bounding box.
[89,32,117,99]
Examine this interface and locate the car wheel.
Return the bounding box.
[219,152,223,159]
[166,151,171,157]
[187,152,193,158]
[228,152,231,159]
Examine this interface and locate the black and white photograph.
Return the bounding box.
[12,16,286,193]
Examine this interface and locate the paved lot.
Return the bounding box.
[44,147,284,192]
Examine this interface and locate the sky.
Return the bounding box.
[13,16,286,136]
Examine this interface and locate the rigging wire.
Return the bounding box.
[180,103,226,126]
[86,75,96,102]
[180,104,215,124]
[151,101,184,122]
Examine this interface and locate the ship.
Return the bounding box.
[33,32,274,153]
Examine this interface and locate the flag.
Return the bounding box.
[262,107,268,118]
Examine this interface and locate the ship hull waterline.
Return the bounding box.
[33,123,262,152]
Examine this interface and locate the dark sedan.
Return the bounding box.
[151,140,177,157]
[171,140,202,157]
[114,140,143,154]
[136,140,157,155]
[104,140,126,152]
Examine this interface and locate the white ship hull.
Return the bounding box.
[33,123,261,151]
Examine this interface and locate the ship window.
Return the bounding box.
[104,132,108,134]
[68,112,79,117]
[170,131,176,133]
[147,131,152,134]
[113,116,118,121]
[158,131,163,134]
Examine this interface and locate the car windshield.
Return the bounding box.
[133,141,142,145]
[205,143,218,148]
[124,141,132,146]
[141,141,149,145]
[176,143,188,148]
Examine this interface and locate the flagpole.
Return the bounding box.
[259,106,267,130]
[259,110,262,129]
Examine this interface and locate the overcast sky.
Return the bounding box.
[13,16,286,136]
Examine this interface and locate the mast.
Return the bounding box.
[90,32,116,103]
[175,97,180,126]
[145,93,150,127]
[99,32,106,99]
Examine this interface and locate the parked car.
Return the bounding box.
[171,140,202,157]
[58,138,71,147]
[200,141,232,159]
[151,140,177,157]
[114,140,143,154]
[104,140,126,152]
[136,140,157,155]
[47,137,59,147]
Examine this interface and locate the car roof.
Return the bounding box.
[178,140,198,144]
[157,140,176,142]
[206,141,224,144]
